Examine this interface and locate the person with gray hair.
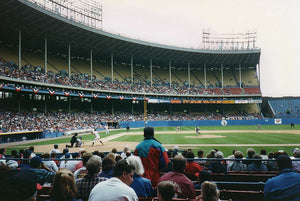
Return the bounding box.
[76,155,107,201]
[292,149,300,171]
[126,155,155,197]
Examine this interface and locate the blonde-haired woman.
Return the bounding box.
[200,181,221,201]
[46,169,82,201]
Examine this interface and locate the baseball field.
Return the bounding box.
[2,124,300,157]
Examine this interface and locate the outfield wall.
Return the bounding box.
[37,118,300,139]
[119,118,300,128]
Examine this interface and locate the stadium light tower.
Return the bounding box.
[202,30,257,50]
[29,0,103,29]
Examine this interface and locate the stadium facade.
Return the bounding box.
[0,0,266,131]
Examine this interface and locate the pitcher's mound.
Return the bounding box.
[186,134,226,138]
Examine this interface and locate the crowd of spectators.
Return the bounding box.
[0,57,260,96]
[1,143,300,201]
[0,111,260,134]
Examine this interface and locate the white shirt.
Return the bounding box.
[93,131,100,139]
[43,160,58,172]
[292,160,300,171]
[74,167,87,180]
[121,152,131,159]
[88,177,138,201]
[50,148,61,154]
[64,160,80,172]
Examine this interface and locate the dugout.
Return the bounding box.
[0,130,43,143]
[106,121,120,129]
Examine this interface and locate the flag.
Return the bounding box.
[32,88,39,94]
[49,90,55,95]
[15,86,22,92]
[64,92,70,97]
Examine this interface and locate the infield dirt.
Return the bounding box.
[3,129,300,153]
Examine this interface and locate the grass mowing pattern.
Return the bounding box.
[112,132,300,145]
[4,125,300,156]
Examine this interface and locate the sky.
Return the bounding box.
[100,0,300,97]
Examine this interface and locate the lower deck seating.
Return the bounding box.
[196,189,264,201]
[214,181,265,191]
[211,172,276,182]
[219,190,263,201]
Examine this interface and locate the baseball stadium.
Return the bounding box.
[1,1,300,201]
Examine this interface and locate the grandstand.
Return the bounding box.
[268,97,300,118]
[3,2,300,201]
[0,0,262,127]
[5,0,296,140]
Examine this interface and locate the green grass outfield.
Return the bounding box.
[112,125,300,156]
[4,124,300,157]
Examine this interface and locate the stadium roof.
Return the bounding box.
[0,0,261,68]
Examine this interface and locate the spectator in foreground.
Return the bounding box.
[292,149,300,171]
[50,144,60,154]
[88,159,138,201]
[208,151,226,173]
[134,127,169,187]
[266,152,277,171]
[264,155,300,201]
[197,149,206,166]
[201,181,221,201]
[76,155,107,201]
[185,150,202,180]
[244,148,256,166]
[30,156,55,185]
[126,155,155,197]
[247,155,267,172]
[41,153,58,172]
[0,168,38,201]
[194,169,212,189]
[6,150,19,169]
[74,153,93,180]
[157,181,175,201]
[159,155,196,199]
[121,146,130,159]
[47,169,82,201]
[260,149,268,165]
[98,156,115,179]
[227,150,247,171]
